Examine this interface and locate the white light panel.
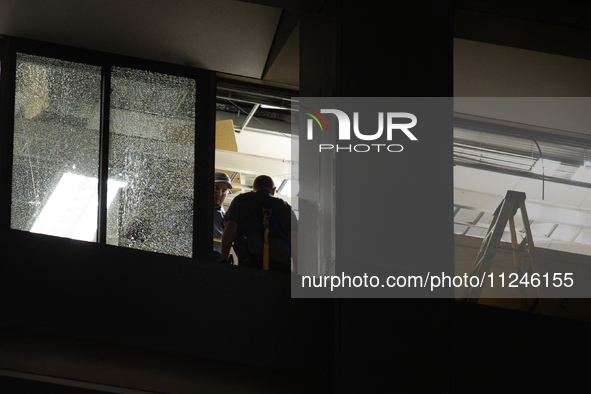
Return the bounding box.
[31,173,126,241]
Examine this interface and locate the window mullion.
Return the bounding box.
[97,65,111,244]
[0,38,16,230]
[192,70,216,259]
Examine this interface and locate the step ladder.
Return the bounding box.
[463,191,545,312]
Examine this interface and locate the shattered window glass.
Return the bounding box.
[107,67,196,257]
[11,53,102,241]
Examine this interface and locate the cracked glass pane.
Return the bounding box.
[11,53,102,241]
[107,67,196,257]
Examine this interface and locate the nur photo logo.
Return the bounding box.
[303,107,418,153]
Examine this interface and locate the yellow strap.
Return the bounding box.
[263,227,270,270]
[213,237,221,243]
[262,208,272,270]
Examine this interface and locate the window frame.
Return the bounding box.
[0,35,216,259]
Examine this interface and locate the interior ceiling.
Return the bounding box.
[0,0,301,88]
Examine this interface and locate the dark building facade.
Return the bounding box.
[1,1,591,392]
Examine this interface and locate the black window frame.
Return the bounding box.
[0,35,216,260]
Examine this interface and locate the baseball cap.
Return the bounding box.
[214,172,233,191]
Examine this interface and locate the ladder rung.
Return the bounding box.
[497,245,526,253]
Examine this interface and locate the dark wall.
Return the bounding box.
[2,1,591,393]
[322,2,453,392]
[0,229,324,376]
[0,376,109,394]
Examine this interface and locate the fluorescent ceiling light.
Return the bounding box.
[274,179,295,197]
[531,158,560,176]
[279,180,292,197]
[260,104,290,110]
[31,173,126,241]
[571,165,591,183]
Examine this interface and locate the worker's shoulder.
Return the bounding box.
[270,196,293,210]
[274,196,291,206]
[233,191,291,208]
[229,191,254,205]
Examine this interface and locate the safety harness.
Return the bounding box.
[232,192,290,270]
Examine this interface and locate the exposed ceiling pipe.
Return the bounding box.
[239,103,260,132]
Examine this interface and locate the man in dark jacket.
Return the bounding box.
[221,175,296,272]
